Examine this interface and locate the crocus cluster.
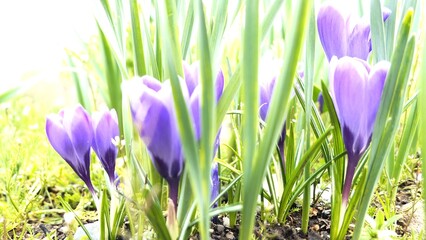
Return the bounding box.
[317,2,391,205]
[127,62,224,206]
[46,105,119,198]
[317,2,391,61]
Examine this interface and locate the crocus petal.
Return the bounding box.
[142,75,163,92]
[215,70,225,102]
[328,56,339,103]
[348,20,371,60]
[259,76,276,121]
[382,7,391,22]
[46,114,76,163]
[62,105,93,162]
[211,162,220,207]
[366,61,389,135]
[259,85,270,121]
[183,62,199,95]
[317,3,348,61]
[141,90,175,165]
[190,86,201,140]
[332,57,370,154]
[92,109,119,182]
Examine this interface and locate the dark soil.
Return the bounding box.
[395,179,423,237]
[7,178,422,239]
[190,202,332,240]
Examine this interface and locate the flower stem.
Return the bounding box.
[342,154,360,207]
[168,177,180,210]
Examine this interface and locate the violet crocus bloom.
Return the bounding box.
[127,76,183,205]
[127,63,224,205]
[329,56,390,205]
[46,105,96,195]
[259,77,286,161]
[92,108,119,185]
[210,162,220,208]
[317,93,324,113]
[184,62,224,140]
[317,2,391,61]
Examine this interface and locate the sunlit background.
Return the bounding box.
[0,0,95,89]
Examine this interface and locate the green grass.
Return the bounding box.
[1,0,425,239]
[0,97,106,238]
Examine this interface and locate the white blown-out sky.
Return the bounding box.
[0,0,95,88]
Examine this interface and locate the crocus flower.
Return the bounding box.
[259,76,286,161]
[127,62,224,205]
[210,162,220,208]
[127,76,183,204]
[46,105,96,196]
[317,92,324,113]
[329,56,390,205]
[317,2,391,61]
[184,62,224,140]
[92,108,119,185]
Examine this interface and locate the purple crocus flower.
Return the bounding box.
[259,77,286,161]
[92,108,119,185]
[46,105,96,196]
[127,76,184,205]
[184,62,224,140]
[329,56,390,205]
[210,162,220,208]
[317,2,391,61]
[317,93,324,113]
[127,62,224,205]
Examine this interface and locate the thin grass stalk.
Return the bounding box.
[129,0,146,76]
[352,10,415,239]
[293,78,334,180]
[370,0,387,61]
[416,5,426,233]
[154,3,163,80]
[67,56,92,112]
[240,0,259,237]
[301,3,316,233]
[164,0,183,77]
[195,0,216,238]
[209,1,228,66]
[99,28,123,131]
[261,0,285,40]
[384,0,397,60]
[321,82,345,239]
[240,1,311,238]
[390,102,418,204]
[92,0,129,79]
[181,0,194,59]
[138,3,160,79]
[278,129,332,221]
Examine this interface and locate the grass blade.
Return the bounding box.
[240,1,312,238]
[417,9,426,234]
[370,0,387,61]
[301,4,316,233]
[240,0,260,237]
[129,0,146,76]
[195,0,216,238]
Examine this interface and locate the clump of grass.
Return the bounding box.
[0,98,97,238]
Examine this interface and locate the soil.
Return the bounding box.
[7,178,423,239]
[190,202,334,240]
